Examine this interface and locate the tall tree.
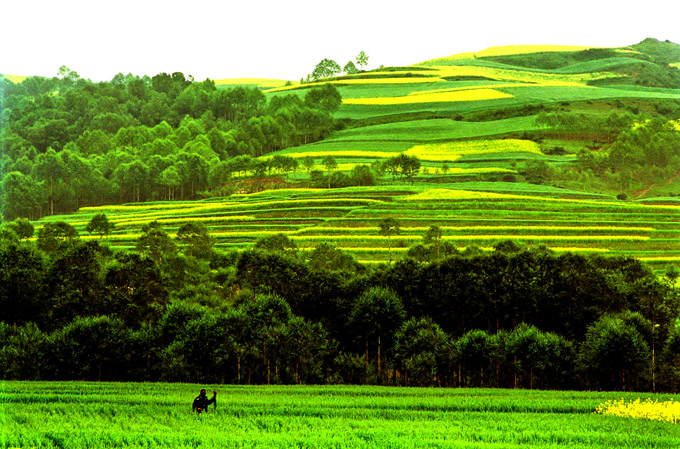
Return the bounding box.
[355,51,369,71]
[321,155,337,189]
[378,217,401,264]
[32,148,65,216]
[349,286,406,381]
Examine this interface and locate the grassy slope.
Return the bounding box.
[32,41,680,266]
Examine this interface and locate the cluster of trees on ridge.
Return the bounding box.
[1,216,679,391]
[303,51,370,82]
[529,112,680,195]
[0,69,344,221]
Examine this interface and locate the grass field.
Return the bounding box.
[3,381,679,449]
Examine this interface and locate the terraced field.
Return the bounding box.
[41,184,680,266]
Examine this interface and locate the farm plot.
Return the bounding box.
[3,381,679,449]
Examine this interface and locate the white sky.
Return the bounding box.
[2,0,680,82]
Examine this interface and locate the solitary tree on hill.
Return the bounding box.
[356,51,369,71]
[312,59,342,80]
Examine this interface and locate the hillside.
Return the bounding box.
[3,39,680,267]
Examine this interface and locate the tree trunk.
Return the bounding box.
[49,179,54,216]
[377,334,382,380]
[237,352,241,384]
[365,337,369,382]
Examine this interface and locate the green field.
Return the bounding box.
[2,381,679,448]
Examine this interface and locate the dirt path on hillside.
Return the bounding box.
[634,170,680,199]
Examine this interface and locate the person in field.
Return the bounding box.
[192,389,217,413]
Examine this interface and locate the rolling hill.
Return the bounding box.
[12,39,680,267]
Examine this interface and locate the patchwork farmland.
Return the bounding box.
[23,40,680,270]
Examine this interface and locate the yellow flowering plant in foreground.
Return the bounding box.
[596,398,680,424]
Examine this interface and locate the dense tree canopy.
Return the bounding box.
[0,73,342,220]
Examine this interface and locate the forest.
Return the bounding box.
[1,219,679,391]
[0,69,343,220]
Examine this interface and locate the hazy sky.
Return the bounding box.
[3,0,679,82]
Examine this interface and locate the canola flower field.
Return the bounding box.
[2,381,679,449]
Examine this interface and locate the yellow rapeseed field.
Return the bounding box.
[2,74,27,84]
[475,45,592,57]
[442,235,649,242]
[596,398,680,424]
[213,78,294,88]
[342,88,513,105]
[260,151,395,160]
[404,139,542,161]
[264,77,444,93]
[398,65,617,87]
[423,45,592,63]
[403,189,680,211]
[114,215,254,227]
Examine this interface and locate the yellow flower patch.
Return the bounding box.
[596,398,680,424]
[442,235,649,241]
[260,151,395,160]
[404,139,542,161]
[405,65,617,86]
[342,89,513,105]
[2,74,27,84]
[114,215,254,227]
[475,45,592,58]
[213,78,294,88]
[403,188,680,211]
[264,77,444,93]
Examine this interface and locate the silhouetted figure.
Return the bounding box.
[192,389,216,413]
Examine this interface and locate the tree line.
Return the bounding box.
[0,71,343,221]
[1,218,679,391]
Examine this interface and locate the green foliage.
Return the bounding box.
[36,221,79,254]
[311,58,342,81]
[580,313,651,391]
[356,50,369,70]
[135,221,177,263]
[253,233,298,254]
[176,222,215,258]
[308,242,357,271]
[86,213,114,239]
